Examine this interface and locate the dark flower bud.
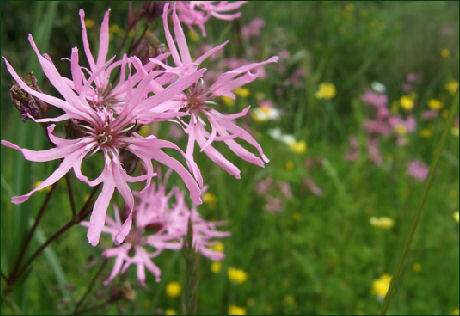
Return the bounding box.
[9,72,48,121]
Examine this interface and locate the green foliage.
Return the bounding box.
[1,1,458,314]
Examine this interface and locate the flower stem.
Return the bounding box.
[183,217,199,315]
[381,95,458,314]
[5,184,101,293]
[65,173,77,217]
[6,182,57,287]
[73,258,108,315]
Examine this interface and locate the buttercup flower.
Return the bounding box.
[166,281,182,298]
[228,304,247,315]
[228,267,248,284]
[428,98,443,110]
[370,217,394,229]
[371,273,392,300]
[315,82,336,100]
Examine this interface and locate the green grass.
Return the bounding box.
[1,1,458,314]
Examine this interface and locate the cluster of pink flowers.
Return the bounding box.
[2,2,276,284]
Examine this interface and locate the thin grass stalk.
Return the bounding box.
[381,95,458,314]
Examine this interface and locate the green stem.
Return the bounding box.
[381,95,458,314]
[183,217,199,315]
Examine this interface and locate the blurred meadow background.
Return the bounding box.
[1,1,459,314]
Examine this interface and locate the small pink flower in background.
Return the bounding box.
[363,120,392,136]
[407,160,429,181]
[278,181,292,199]
[2,9,204,246]
[421,110,438,120]
[361,89,388,109]
[256,177,273,195]
[265,196,283,213]
[389,115,416,133]
[304,177,323,197]
[286,67,305,87]
[174,1,246,36]
[241,17,265,39]
[367,138,383,166]
[345,136,359,161]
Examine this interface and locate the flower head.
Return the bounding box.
[371,273,392,300]
[315,82,336,100]
[407,160,429,182]
[3,10,204,246]
[150,4,277,180]
[174,1,246,36]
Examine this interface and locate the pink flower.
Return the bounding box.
[407,160,428,181]
[345,136,359,161]
[363,120,392,136]
[174,1,246,36]
[389,115,416,133]
[149,4,277,180]
[361,89,388,109]
[265,196,283,213]
[303,177,323,197]
[241,17,265,39]
[89,174,228,285]
[255,177,273,195]
[2,10,203,246]
[421,110,438,120]
[367,138,383,165]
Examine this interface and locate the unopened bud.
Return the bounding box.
[9,73,48,121]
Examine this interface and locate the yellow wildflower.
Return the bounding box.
[345,3,354,12]
[139,125,151,137]
[394,124,407,135]
[228,305,247,315]
[85,18,95,29]
[221,96,235,107]
[33,181,51,193]
[315,82,336,100]
[211,241,224,253]
[370,217,394,230]
[371,273,392,299]
[400,95,414,110]
[211,261,222,273]
[188,29,200,42]
[285,160,295,171]
[166,282,181,298]
[109,24,122,35]
[292,211,302,222]
[235,88,250,98]
[453,211,459,223]
[428,98,443,110]
[203,192,217,209]
[451,307,459,315]
[165,309,176,315]
[228,267,248,284]
[445,81,459,95]
[440,48,451,59]
[289,140,307,154]
[283,295,296,306]
[412,263,422,273]
[419,128,432,138]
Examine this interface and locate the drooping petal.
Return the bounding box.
[87,163,116,246]
[10,148,88,204]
